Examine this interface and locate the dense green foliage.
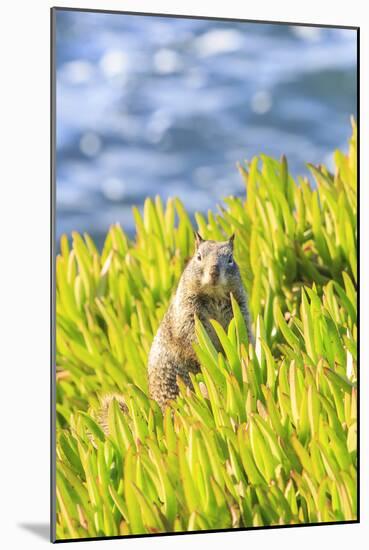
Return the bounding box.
[55,122,357,539]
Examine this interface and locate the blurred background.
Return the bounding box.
[55,10,357,248]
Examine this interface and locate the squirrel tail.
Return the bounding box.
[89,392,128,438]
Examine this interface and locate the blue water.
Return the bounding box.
[55,10,357,248]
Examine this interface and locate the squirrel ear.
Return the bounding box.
[228,233,235,248]
[194,231,204,249]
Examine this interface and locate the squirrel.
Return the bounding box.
[91,232,253,431]
[147,232,253,410]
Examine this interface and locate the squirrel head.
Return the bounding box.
[185,232,240,295]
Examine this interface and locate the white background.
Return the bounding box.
[0,0,366,548]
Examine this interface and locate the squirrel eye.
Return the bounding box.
[228,256,234,265]
[197,253,202,261]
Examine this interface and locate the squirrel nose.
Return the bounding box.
[210,265,220,277]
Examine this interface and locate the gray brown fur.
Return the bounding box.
[148,233,253,410]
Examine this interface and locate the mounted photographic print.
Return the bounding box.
[51,7,358,543]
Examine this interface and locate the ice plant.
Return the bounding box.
[55,121,357,539]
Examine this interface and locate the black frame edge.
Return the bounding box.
[51,5,359,30]
[356,25,360,524]
[51,6,57,544]
[54,519,359,544]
